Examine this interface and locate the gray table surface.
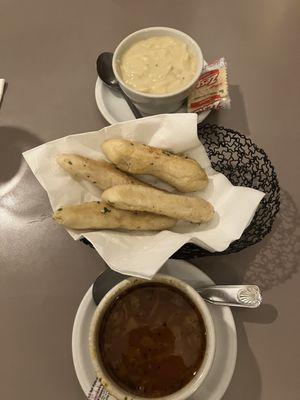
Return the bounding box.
[1,1,299,399]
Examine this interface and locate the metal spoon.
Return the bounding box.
[92,269,262,308]
[96,52,143,119]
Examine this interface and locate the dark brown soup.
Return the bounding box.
[98,283,206,397]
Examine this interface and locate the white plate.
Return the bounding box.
[95,68,210,125]
[72,260,237,400]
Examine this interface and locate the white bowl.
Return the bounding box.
[89,273,215,400]
[112,27,204,115]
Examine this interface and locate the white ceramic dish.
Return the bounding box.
[94,77,210,125]
[72,259,237,400]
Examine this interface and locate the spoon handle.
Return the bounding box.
[119,87,143,119]
[197,285,262,308]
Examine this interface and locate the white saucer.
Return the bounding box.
[95,78,210,125]
[72,260,237,400]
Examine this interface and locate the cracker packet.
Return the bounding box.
[188,58,230,113]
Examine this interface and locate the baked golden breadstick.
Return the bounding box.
[102,185,214,223]
[101,139,208,192]
[53,201,176,231]
[56,154,144,190]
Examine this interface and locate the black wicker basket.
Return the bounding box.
[81,124,280,259]
[172,124,280,258]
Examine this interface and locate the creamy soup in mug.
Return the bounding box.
[119,36,197,95]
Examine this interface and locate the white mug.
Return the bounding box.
[89,273,215,400]
[112,27,204,115]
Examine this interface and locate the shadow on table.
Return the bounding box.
[223,304,277,400]
[218,298,277,400]
[243,190,300,291]
[0,125,42,185]
[193,189,300,292]
[204,85,251,137]
[0,126,50,219]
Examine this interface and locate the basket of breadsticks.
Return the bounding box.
[23,114,268,278]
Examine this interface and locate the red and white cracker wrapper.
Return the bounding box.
[188,58,230,113]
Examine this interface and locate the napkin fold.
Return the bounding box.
[0,79,5,104]
[23,114,264,278]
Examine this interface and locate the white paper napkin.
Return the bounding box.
[23,114,264,278]
[0,79,5,103]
